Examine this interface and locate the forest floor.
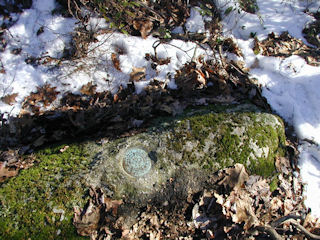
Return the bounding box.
[1,0,320,239]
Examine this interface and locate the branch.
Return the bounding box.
[255,225,283,240]
[283,219,320,240]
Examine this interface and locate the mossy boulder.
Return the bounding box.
[86,104,286,205]
[0,145,90,240]
[0,104,286,239]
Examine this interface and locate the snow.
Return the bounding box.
[0,0,76,116]
[185,7,206,33]
[0,3,211,116]
[215,0,314,41]
[58,32,212,95]
[216,0,320,217]
[299,143,320,217]
[1,0,320,217]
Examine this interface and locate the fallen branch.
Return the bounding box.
[271,214,320,240]
[271,214,303,228]
[282,219,320,240]
[255,225,283,240]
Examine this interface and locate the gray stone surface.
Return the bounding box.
[84,104,286,207]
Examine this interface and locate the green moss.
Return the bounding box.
[238,0,259,14]
[0,144,90,240]
[269,175,279,192]
[166,112,286,177]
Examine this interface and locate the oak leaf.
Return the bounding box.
[80,82,97,96]
[133,19,153,39]
[111,53,121,71]
[130,67,146,82]
[218,163,249,189]
[0,162,19,182]
[1,93,18,105]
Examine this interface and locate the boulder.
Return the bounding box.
[0,104,286,239]
[86,104,286,205]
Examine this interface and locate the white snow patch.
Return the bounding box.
[59,32,212,95]
[185,7,206,33]
[0,0,76,117]
[0,6,212,118]
[217,0,320,216]
[299,143,320,217]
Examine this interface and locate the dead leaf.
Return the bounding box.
[1,93,18,105]
[73,201,100,236]
[275,156,291,175]
[113,93,119,103]
[231,193,259,230]
[0,150,19,165]
[133,19,153,39]
[80,82,97,96]
[22,84,59,114]
[145,53,171,65]
[195,69,206,86]
[218,163,249,189]
[104,197,123,216]
[111,53,121,71]
[222,38,243,57]
[130,67,146,82]
[59,145,69,153]
[0,162,19,182]
[270,197,283,212]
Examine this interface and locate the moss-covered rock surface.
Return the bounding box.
[0,145,90,240]
[0,104,287,239]
[86,104,286,204]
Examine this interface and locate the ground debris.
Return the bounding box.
[73,162,319,240]
[0,150,35,182]
[1,93,18,105]
[253,31,320,66]
[21,84,59,115]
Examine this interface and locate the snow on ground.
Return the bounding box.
[1,0,320,217]
[0,0,211,116]
[215,0,320,216]
[0,0,76,116]
[59,32,212,95]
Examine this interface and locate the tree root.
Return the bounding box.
[281,219,320,240]
[255,225,283,240]
[255,214,320,240]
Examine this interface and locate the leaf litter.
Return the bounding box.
[253,31,320,66]
[72,158,320,239]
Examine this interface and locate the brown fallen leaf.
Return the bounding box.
[130,67,146,82]
[133,19,153,39]
[111,53,121,71]
[230,191,260,230]
[73,201,100,236]
[111,94,118,104]
[0,162,19,182]
[218,163,249,189]
[73,187,123,238]
[0,150,19,165]
[104,197,123,216]
[195,69,206,86]
[1,93,18,105]
[22,84,59,114]
[275,156,291,175]
[80,82,97,96]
